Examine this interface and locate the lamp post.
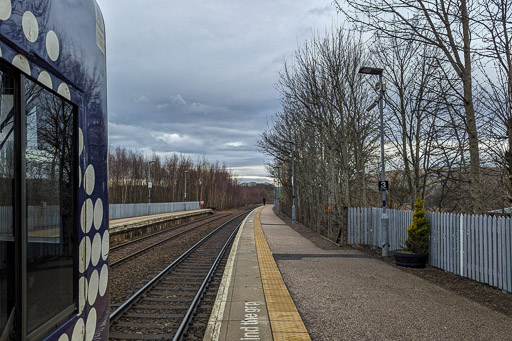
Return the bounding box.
[275,166,280,213]
[184,170,189,201]
[358,66,389,257]
[148,160,156,204]
[284,141,296,225]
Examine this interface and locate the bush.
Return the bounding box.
[406,197,431,254]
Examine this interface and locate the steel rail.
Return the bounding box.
[110,214,229,267]
[172,223,240,341]
[109,211,247,322]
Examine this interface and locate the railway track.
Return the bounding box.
[110,214,226,251]
[109,212,246,340]
[110,214,229,267]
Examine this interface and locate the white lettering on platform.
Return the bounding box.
[240,302,261,340]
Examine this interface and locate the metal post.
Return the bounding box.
[184,171,188,201]
[276,167,280,213]
[359,67,389,257]
[275,175,277,209]
[148,162,152,204]
[379,72,389,257]
[291,143,296,225]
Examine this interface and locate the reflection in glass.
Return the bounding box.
[25,79,75,332]
[0,71,15,338]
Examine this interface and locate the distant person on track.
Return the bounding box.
[263,198,266,206]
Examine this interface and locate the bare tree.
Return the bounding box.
[335,0,483,212]
[370,35,445,206]
[474,0,512,204]
[108,147,266,209]
[259,27,379,242]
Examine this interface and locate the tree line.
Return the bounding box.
[259,1,511,240]
[108,146,269,209]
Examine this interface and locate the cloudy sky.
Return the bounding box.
[95,0,339,182]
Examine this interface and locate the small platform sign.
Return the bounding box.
[148,182,152,189]
[379,181,389,191]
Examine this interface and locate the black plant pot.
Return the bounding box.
[392,251,428,268]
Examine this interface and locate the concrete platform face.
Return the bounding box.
[109,209,213,244]
[109,209,212,227]
[259,206,512,341]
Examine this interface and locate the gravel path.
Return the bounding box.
[260,205,512,340]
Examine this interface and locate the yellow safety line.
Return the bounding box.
[254,207,311,341]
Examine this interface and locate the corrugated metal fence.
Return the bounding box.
[1,205,64,262]
[0,202,202,265]
[348,207,512,293]
[1,205,61,233]
[1,201,202,231]
[109,201,201,220]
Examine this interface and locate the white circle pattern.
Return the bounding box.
[84,164,95,196]
[85,236,92,271]
[85,308,97,341]
[58,334,69,341]
[57,82,71,100]
[78,238,88,273]
[46,30,60,61]
[79,165,82,188]
[12,55,30,75]
[101,230,109,261]
[79,128,84,156]
[0,0,11,20]
[94,198,103,230]
[6,6,110,340]
[37,71,52,89]
[81,198,94,233]
[88,270,99,306]
[91,233,101,267]
[22,11,39,43]
[99,264,108,297]
[71,318,84,341]
[78,276,88,313]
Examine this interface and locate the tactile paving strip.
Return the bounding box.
[254,208,311,341]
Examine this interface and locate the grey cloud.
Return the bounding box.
[307,5,336,16]
[97,0,336,182]
[135,95,150,103]
[170,95,186,106]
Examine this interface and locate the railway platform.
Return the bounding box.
[204,206,310,341]
[205,205,512,340]
[109,209,213,244]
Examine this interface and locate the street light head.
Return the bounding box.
[366,98,379,112]
[358,67,383,75]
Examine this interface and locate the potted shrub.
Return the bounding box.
[393,197,430,268]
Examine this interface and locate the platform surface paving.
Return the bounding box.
[204,207,309,341]
[109,209,211,226]
[259,205,512,340]
[206,205,512,340]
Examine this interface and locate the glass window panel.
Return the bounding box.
[25,79,75,332]
[0,70,15,338]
